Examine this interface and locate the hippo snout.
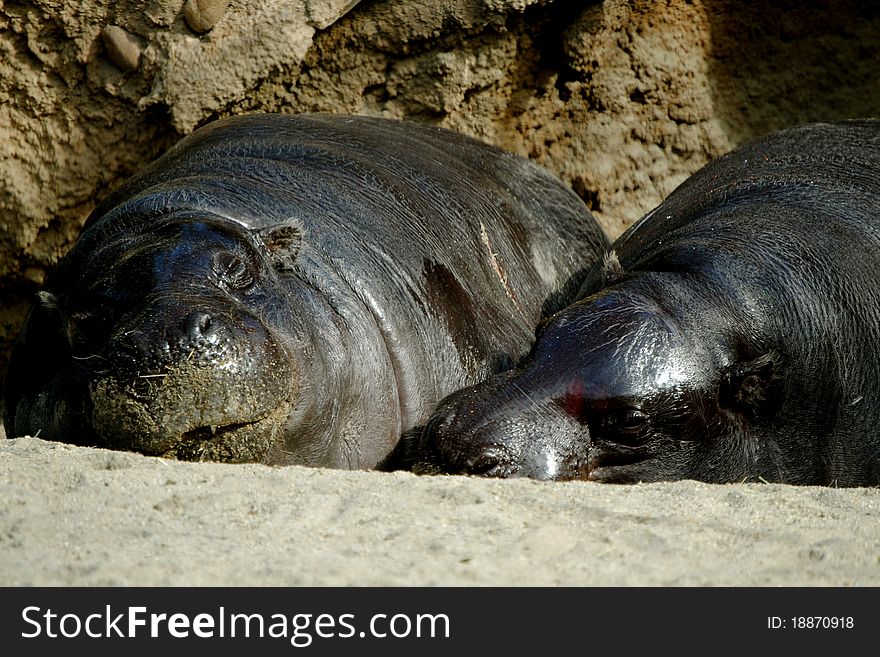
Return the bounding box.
[419,404,518,476]
[415,374,590,480]
[110,309,231,376]
[89,299,297,460]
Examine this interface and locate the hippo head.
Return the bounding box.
[6,213,309,462]
[415,276,783,483]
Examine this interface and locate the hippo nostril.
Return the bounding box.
[107,329,158,373]
[199,313,212,333]
[189,311,213,338]
[423,407,456,442]
[467,454,499,475]
[465,446,508,476]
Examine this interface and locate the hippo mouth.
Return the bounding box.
[417,399,662,481]
[89,349,295,462]
[459,446,653,482]
[156,404,290,462]
[414,422,593,481]
[582,448,652,483]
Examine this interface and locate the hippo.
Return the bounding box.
[410,119,880,486]
[2,113,608,468]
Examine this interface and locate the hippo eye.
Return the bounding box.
[597,408,648,445]
[66,308,114,354]
[212,252,254,291]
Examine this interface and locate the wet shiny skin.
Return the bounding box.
[413,119,880,486]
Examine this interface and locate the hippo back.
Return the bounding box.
[610,120,880,268]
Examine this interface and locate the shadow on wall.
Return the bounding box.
[706,0,880,145]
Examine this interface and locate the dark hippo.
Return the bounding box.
[412,119,880,486]
[3,113,608,468]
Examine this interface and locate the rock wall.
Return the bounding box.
[2,0,879,376]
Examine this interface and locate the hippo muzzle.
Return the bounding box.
[90,296,295,460]
[412,371,592,480]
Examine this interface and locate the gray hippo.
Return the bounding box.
[412,119,880,486]
[3,113,608,468]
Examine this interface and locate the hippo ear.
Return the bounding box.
[257,221,303,273]
[719,350,783,420]
[37,290,61,315]
[602,250,627,286]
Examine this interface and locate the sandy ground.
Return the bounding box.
[1,432,878,587]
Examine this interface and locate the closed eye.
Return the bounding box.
[212,252,254,291]
[594,407,649,445]
[554,383,650,446]
[604,408,646,431]
[66,306,115,355]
